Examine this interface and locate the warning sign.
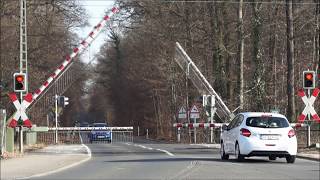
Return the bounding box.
[190,105,200,119]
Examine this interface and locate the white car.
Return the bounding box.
[220,112,297,163]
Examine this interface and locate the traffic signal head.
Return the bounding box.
[13,73,26,92]
[303,71,315,89]
[57,96,69,107]
[64,97,69,106]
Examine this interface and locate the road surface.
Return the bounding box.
[32,138,319,180]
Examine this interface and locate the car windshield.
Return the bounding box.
[93,123,107,127]
[246,117,289,128]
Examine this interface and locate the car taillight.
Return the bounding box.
[240,128,251,137]
[288,129,295,138]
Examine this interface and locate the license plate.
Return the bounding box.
[260,135,279,140]
[97,136,105,138]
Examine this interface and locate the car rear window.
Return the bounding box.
[246,117,289,128]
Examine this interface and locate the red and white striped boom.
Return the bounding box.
[8,7,119,128]
[32,7,119,101]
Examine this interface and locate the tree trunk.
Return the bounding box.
[315,0,320,86]
[269,4,279,107]
[237,0,244,111]
[286,0,295,122]
[252,1,265,111]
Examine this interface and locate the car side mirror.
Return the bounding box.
[222,124,228,131]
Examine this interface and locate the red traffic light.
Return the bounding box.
[13,73,26,92]
[303,71,315,89]
[305,73,313,80]
[16,75,24,82]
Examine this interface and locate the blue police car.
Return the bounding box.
[89,123,112,143]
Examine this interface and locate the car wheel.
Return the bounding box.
[269,155,277,160]
[235,143,244,162]
[220,142,229,160]
[286,155,296,163]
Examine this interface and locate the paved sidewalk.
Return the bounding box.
[297,148,320,161]
[0,145,91,180]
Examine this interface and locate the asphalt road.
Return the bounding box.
[33,138,319,180]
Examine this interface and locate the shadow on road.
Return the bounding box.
[104,157,285,164]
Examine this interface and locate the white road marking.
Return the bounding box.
[124,142,174,156]
[156,148,175,157]
[138,145,147,149]
[168,161,198,180]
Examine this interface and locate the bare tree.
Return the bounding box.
[251,1,265,111]
[237,0,244,111]
[286,0,295,122]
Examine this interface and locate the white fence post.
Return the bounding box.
[0,109,7,156]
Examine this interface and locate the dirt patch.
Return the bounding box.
[1,143,47,160]
[298,147,320,154]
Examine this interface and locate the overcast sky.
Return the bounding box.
[75,0,115,64]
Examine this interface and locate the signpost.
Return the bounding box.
[190,105,200,119]
[178,107,187,119]
[177,106,187,143]
[298,70,319,147]
[190,105,200,144]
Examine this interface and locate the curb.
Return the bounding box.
[17,144,92,179]
[296,155,320,162]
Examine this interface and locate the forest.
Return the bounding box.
[1,0,319,140]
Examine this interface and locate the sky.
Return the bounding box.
[74,0,115,64]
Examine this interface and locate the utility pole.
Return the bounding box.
[186,63,191,143]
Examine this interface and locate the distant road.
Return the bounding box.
[34,138,319,180]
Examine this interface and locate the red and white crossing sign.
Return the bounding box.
[298,88,320,123]
[8,92,33,128]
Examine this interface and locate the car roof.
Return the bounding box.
[92,123,107,125]
[239,112,287,119]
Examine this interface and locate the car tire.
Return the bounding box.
[269,155,277,160]
[286,155,296,163]
[235,143,244,162]
[220,142,229,160]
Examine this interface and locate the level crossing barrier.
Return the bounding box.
[37,127,133,145]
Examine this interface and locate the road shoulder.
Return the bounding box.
[193,144,320,161]
[0,144,91,180]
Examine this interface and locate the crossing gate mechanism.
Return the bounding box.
[7,7,120,128]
